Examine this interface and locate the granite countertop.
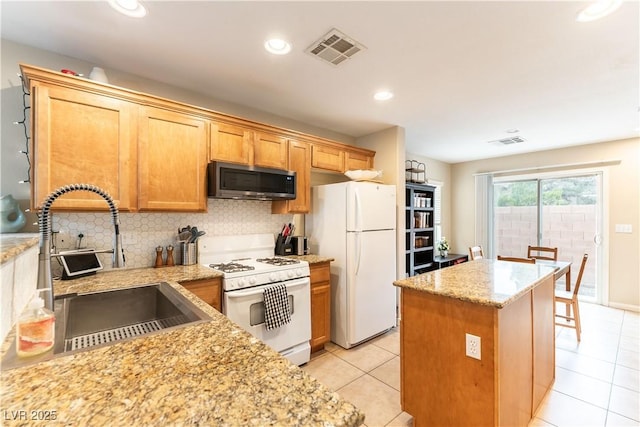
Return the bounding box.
[0,233,39,264]
[1,268,364,426]
[287,254,335,264]
[394,258,555,308]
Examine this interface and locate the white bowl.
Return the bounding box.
[344,169,382,181]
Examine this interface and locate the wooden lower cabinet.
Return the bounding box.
[180,278,221,312]
[310,261,331,352]
[400,275,555,426]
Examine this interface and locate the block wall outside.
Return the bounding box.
[495,205,597,297]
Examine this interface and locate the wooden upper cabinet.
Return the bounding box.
[311,143,345,172]
[272,140,311,214]
[210,122,252,165]
[345,150,374,171]
[137,106,208,211]
[30,83,137,211]
[254,131,288,168]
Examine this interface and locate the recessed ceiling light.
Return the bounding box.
[374,91,394,101]
[576,0,622,22]
[265,39,292,55]
[505,128,520,134]
[108,0,147,17]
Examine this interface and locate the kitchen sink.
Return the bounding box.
[2,282,211,370]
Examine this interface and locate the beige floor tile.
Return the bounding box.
[617,349,640,371]
[556,348,615,382]
[613,365,640,392]
[556,329,620,363]
[302,352,365,391]
[337,375,402,427]
[553,367,612,409]
[619,335,639,353]
[370,356,400,391]
[386,411,413,427]
[609,385,640,422]
[536,390,608,426]
[371,328,400,355]
[333,341,396,372]
[606,411,640,426]
[324,341,342,353]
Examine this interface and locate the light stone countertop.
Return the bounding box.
[0,233,39,264]
[394,258,555,308]
[1,266,364,426]
[286,254,335,264]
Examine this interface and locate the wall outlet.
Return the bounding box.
[466,333,481,360]
[615,224,633,233]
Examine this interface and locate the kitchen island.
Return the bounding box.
[0,264,364,426]
[393,259,556,427]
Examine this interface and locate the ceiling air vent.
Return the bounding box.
[488,136,527,145]
[305,28,366,66]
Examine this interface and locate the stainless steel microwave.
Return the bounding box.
[208,161,296,200]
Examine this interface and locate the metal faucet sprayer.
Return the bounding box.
[37,184,126,310]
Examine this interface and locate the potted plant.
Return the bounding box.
[437,237,450,258]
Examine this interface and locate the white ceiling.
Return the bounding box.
[2,1,638,163]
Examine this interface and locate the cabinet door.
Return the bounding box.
[310,262,331,352]
[254,131,288,168]
[138,106,208,211]
[180,278,221,312]
[31,83,136,211]
[210,122,252,165]
[345,150,373,171]
[311,143,344,172]
[272,140,311,214]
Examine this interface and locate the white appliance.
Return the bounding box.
[307,181,397,349]
[198,234,311,366]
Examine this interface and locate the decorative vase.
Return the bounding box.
[440,250,448,258]
[0,194,26,233]
[89,67,109,84]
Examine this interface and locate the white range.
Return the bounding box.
[198,234,311,366]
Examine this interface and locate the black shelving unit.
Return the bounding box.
[405,182,436,277]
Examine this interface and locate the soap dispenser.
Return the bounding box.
[16,289,55,357]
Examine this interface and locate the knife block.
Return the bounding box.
[275,235,293,256]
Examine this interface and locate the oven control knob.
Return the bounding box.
[249,277,256,285]
[295,268,302,276]
[287,270,294,278]
[239,278,247,287]
[269,273,277,282]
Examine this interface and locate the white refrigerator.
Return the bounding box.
[307,181,397,349]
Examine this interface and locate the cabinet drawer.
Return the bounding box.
[310,262,331,284]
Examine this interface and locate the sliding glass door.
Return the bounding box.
[493,173,602,302]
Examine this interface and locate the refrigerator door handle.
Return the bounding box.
[354,188,362,232]
[355,231,362,275]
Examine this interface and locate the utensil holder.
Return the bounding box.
[181,242,197,265]
[275,235,293,256]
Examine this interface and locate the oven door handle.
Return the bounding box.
[225,278,310,298]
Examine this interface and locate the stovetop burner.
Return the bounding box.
[256,257,301,266]
[209,262,256,273]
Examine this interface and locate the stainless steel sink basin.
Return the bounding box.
[2,282,211,370]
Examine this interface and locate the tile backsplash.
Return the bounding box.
[51,199,293,274]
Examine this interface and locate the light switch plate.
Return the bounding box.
[615,224,633,233]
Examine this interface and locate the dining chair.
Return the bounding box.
[555,253,589,341]
[527,245,558,261]
[469,246,484,260]
[497,255,536,264]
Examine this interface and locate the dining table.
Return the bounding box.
[534,259,572,316]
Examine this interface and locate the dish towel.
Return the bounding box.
[263,283,291,330]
